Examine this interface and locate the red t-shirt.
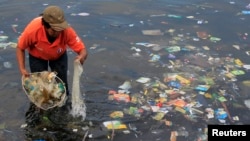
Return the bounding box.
[18,17,86,60]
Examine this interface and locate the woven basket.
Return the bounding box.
[22,71,67,110]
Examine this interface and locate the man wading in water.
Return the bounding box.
[16,5,88,129]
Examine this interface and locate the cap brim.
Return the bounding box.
[50,20,69,31]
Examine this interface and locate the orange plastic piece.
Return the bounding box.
[113,93,130,102]
[168,99,186,107]
[108,90,117,94]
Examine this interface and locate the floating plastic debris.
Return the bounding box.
[119,80,132,90]
[0,35,8,42]
[20,123,27,129]
[11,24,18,33]
[103,120,127,130]
[71,12,90,16]
[33,139,46,141]
[186,15,194,19]
[136,77,151,83]
[246,3,250,9]
[165,46,181,53]
[243,64,250,70]
[3,61,12,68]
[196,31,210,39]
[215,108,227,120]
[164,120,173,126]
[175,75,190,85]
[232,44,240,50]
[244,99,250,109]
[142,29,164,35]
[167,14,182,18]
[209,36,221,42]
[0,42,17,49]
[195,85,210,92]
[152,112,166,120]
[202,46,210,50]
[205,108,214,119]
[108,93,130,103]
[149,54,161,62]
[197,20,208,24]
[171,130,189,139]
[150,14,166,17]
[167,98,184,107]
[130,46,141,52]
[110,111,124,118]
[242,10,250,15]
[230,69,245,75]
[168,81,181,89]
[234,58,244,66]
[168,53,176,59]
[135,42,159,47]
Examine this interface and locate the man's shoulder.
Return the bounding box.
[63,26,79,37]
[24,17,43,33]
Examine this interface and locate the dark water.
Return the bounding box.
[1,0,250,141]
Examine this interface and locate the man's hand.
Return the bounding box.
[75,48,87,64]
[20,68,30,77]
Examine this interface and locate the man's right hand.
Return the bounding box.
[20,68,30,77]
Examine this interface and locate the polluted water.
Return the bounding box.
[70,60,86,120]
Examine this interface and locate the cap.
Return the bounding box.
[42,5,69,31]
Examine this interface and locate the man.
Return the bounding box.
[16,5,88,97]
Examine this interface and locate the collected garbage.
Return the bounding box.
[100,40,250,140]
[22,71,67,110]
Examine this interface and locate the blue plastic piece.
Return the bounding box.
[242,10,250,14]
[168,81,181,89]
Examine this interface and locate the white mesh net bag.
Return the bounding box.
[70,60,86,120]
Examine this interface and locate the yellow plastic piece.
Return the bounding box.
[175,75,190,84]
[234,58,244,66]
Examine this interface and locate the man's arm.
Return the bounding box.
[16,47,29,76]
[75,48,88,64]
